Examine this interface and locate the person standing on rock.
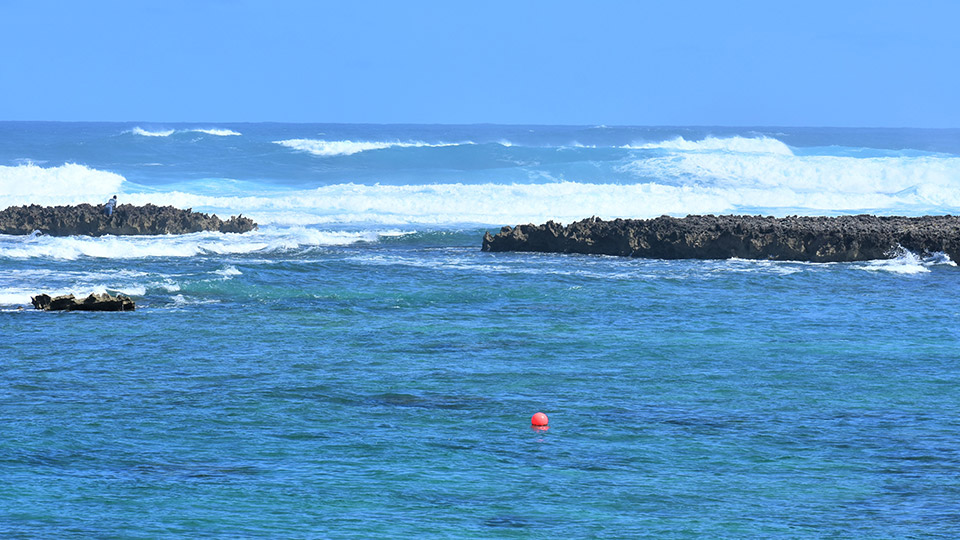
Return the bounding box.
[104,195,117,217]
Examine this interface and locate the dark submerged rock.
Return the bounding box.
[482,215,960,262]
[31,293,136,312]
[0,204,257,236]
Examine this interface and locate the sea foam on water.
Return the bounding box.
[5,134,960,228]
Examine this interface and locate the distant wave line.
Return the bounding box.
[128,127,242,137]
[0,227,392,263]
[622,136,794,155]
[274,139,477,157]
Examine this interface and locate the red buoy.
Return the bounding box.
[531,412,549,427]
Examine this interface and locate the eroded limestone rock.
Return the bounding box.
[482,215,960,262]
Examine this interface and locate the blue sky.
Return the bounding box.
[2,0,958,126]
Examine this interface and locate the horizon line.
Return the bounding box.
[1,120,959,130]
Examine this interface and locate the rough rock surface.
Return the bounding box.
[0,204,256,236]
[482,215,960,262]
[31,293,136,312]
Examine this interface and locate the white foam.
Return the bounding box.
[0,163,125,207]
[922,251,956,266]
[85,269,150,279]
[0,268,147,280]
[274,139,467,157]
[620,136,960,204]
[0,227,390,260]
[169,294,219,306]
[0,235,202,260]
[712,258,805,275]
[130,127,175,137]
[9,175,960,230]
[859,250,929,274]
[109,182,728,226]
[109,130,960,223]
[199,240,270,255]
[857,249,955,274]
[214,265,242,278]
[6,133,960,229]
[109,284,146,295]
[128,127,241,137]
[623,136,794,155]
[190,128,241,136]
[159,279,181,292]
[627,152,960,189]
[113,178,954,227]
[0,288,35,306]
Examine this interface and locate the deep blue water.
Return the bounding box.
[2,123,960,537]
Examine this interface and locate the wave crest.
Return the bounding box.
[191,128,241,136]
[130,127,175,137]
[113,182,737,226]
[0,163,125,207]
[274,139,467,157]
[0,227,389,260]
[857,248,956,274]
[624,136,794,155]
[622,152,960,198]
[128,127,242,137]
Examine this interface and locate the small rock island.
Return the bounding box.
[482,215,960,262]
[32,293,135,312]
[0,203,256,236]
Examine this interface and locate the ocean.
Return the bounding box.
[2,122,960,537]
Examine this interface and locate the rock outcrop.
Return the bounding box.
[482,215,960,262]
[31,293,136,312]
[0,204,256,236]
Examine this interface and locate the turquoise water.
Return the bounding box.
[3,124,960,537]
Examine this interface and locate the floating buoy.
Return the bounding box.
[531,412,549,429]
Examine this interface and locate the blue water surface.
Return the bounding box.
[4,234,960,538]
[3,123,960,537]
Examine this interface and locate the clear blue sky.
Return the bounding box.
[2,0,958,127]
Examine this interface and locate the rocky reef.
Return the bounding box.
[32,293,136,312]
[482,215,960,262]
[0,204,256,236]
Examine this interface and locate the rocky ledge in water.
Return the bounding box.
[32,293,136,312]
[482,215,960,262]
[0,204,256,236]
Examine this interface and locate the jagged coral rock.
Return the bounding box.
[0,204,256,236]
[31,293,136,312]
[482,215,960,262]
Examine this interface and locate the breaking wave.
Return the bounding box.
[623,135,794,155]
[622,148,960,199]
[112,177,960,226]
[6,136,960,229]
[214,265,242,278]
[112,182,735,225]
[128,127,241,137]
[130,127,176,137]
[0,163,125,207]
[274,139,469,157]
[190,128,241,136]
[0,227,390,260]
[856,248,956,275]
